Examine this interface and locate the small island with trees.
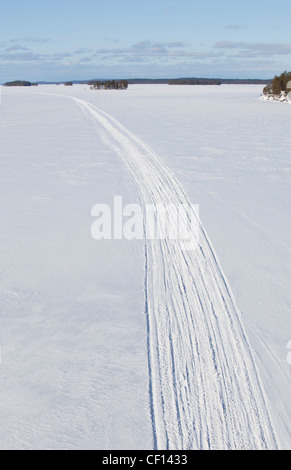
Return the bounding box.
[4,80,38,87]
[88,80,128,90]
[262,71,291,102]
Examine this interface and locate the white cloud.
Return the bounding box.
[225,25,243,30]
[9,37,50,44]
[5,44,30,52]
[214,41,291,57]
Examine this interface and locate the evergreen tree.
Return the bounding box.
[272,76,281,95]
[262,71,291,97]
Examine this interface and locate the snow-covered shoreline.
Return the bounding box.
[261,91,291,103]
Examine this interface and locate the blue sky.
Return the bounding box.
[0,0,291,81]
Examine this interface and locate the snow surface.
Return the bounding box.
[0,84,290,449]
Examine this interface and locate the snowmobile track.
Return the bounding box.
[73,97,278,450]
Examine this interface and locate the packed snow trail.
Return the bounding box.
[72,97,278,450]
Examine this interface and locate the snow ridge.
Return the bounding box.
[73,97,278,450]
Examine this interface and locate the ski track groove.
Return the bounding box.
[72,97,278,450]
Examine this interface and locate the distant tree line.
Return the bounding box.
[88,80,128,90]
[263,71,291,97]
[219,78,271,85]
[127,79,169,84]
[125,78,271,85]
[169,78,222,85]
[4,80,38,87]
[168,78,273,86]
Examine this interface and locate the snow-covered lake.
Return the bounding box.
[0,84,290,449]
